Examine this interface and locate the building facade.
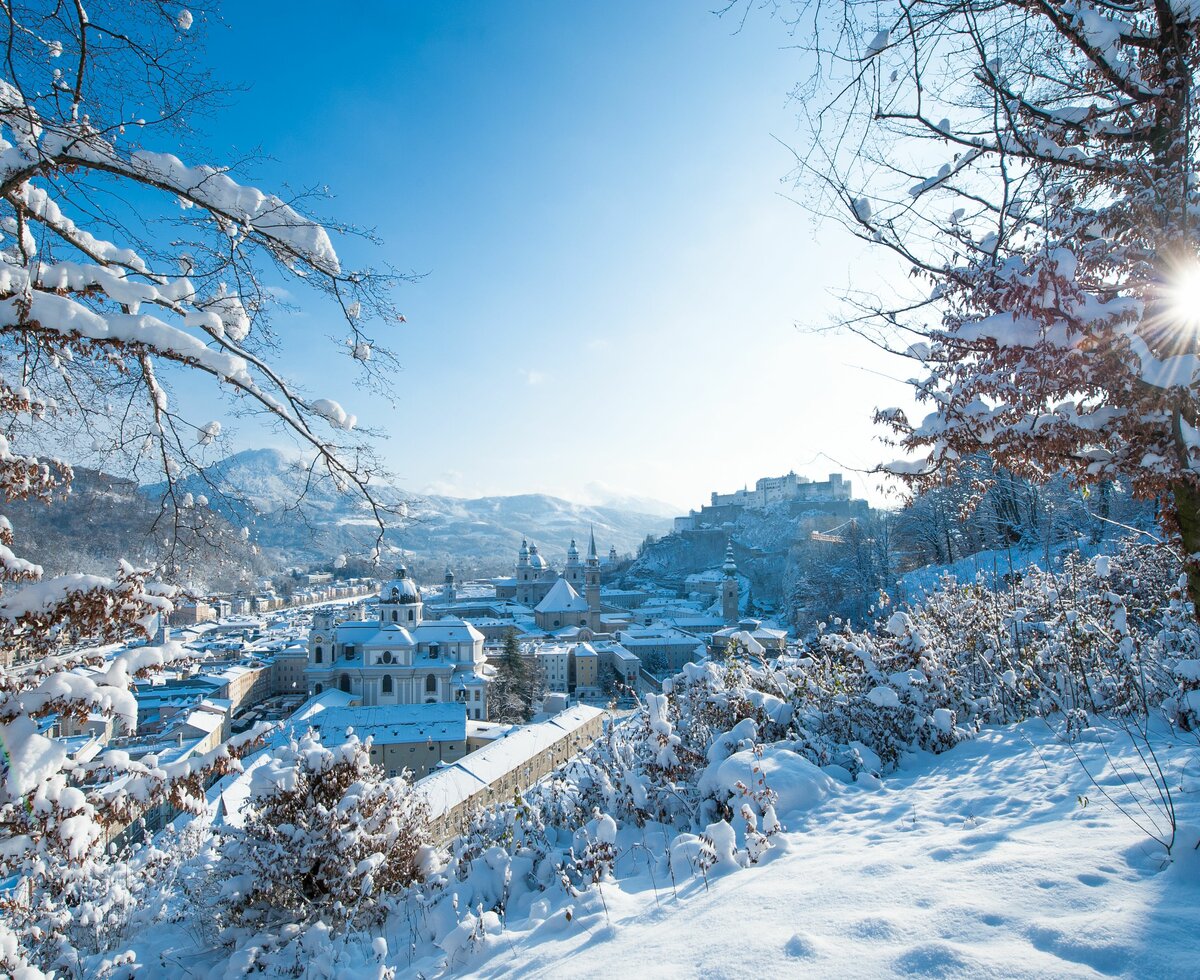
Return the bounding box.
[305,566,492,720]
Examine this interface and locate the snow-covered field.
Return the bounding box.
[419,721,1198,979]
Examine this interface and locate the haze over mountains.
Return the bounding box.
[147,448,673,577]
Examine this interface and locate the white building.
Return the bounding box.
[305,566,492,720]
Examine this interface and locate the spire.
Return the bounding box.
[588,526,598,560]
[722,539,738,578]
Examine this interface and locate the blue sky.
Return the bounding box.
[190,1,912,510]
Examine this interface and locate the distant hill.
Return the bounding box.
[4,467,270,591]
[144,448,672,578]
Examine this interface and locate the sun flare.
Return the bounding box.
[1162,262,1200,336]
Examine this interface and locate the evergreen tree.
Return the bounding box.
[491,630,535,723]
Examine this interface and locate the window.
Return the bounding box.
[391,610,398,622]
[381,650,393,664]
[314,645,323,664]
[473,690,480,701]
[339,674,351,693]
[382,675,393,694]
[425,674,437,694]
[407,608,414,622]
[429,644,439,659]
[314,683,323,694]
[345,645,357,660]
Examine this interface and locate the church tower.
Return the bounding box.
[443,567,456,604]
[720,540,739,625]
[585,527,601,628]
[380,565,423,628]
[517,538,531,582]
[564,538,583,589]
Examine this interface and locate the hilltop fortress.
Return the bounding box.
[673,471,865,532]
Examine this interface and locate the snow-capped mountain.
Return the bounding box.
[143,448,671,574]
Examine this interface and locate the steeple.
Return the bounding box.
[720,538,739,624]
[584,526,601,626]
[443,566,456,603]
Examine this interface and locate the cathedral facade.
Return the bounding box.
[305,566,492,720]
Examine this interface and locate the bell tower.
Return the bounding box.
[720,539,739,625]
[585,527,601,627]
[564,538,583,588]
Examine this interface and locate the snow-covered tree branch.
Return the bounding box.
[738,0,1200,608]
[0,6,409,970]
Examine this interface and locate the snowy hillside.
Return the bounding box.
[141,449,670,570]
[422,721,1200,978]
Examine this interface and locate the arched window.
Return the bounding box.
[382,675,393,694]
[314,683,323,694]
[407,608,414,622]
[314,645,323,663]
[391,610,398,622]
[340,674,351,693]
[429,644,439,660]
[425,674,437,694]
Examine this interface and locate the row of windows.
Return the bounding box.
[314,642,449,665]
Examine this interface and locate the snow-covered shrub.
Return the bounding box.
[0,632,273,977]
[792,540,1199,768]
[220,731,432,929]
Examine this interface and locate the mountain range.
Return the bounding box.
[145,448,673,579]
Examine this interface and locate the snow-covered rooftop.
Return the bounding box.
[308,703,467,747]
[534,578,590,614]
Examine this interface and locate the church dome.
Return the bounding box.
[528,543,548,570]
[382,565,421,604]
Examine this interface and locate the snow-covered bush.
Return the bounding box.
[590,541,1196,789]
[220,731,433,929]
[707,540,1198,772]
[0,632,274,977]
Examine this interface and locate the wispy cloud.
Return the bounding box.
[521,368,545,386]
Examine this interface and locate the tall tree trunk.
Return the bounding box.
[1171,477,1200,618]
